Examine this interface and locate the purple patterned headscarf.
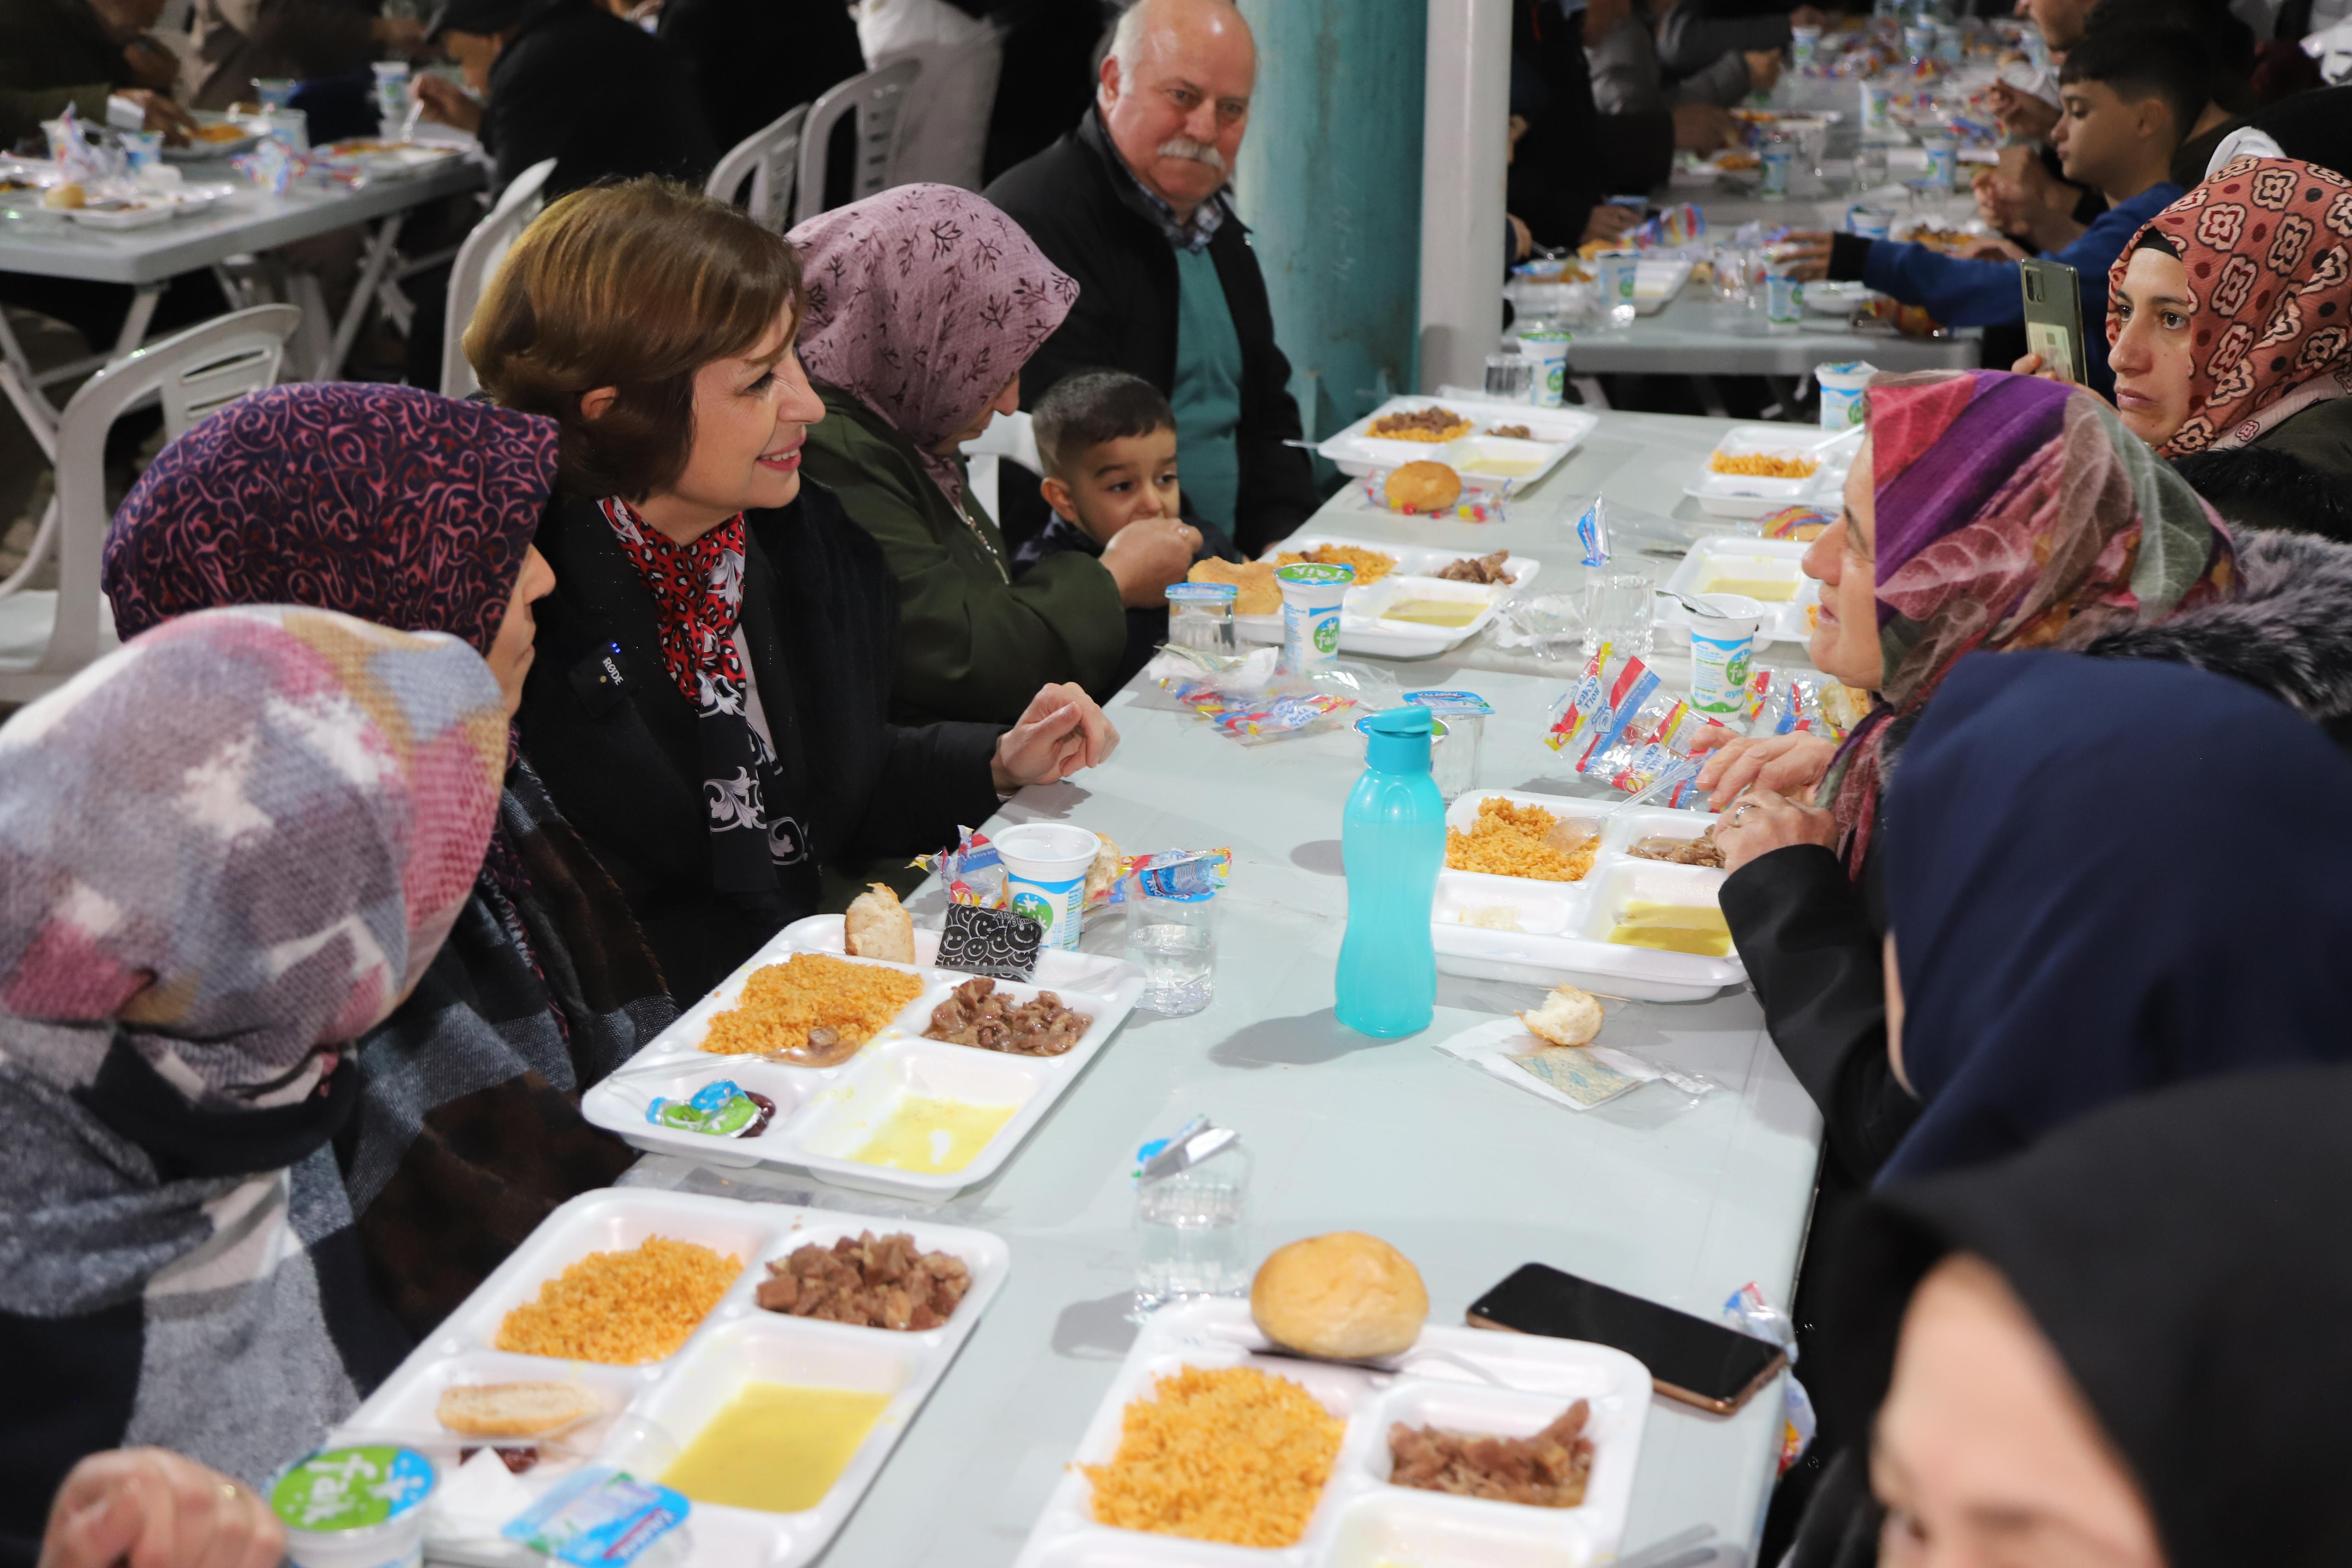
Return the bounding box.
[0,606,506,1111]
[789,184,1079,505]
[103,383,560,654]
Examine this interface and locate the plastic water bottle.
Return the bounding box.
[1334,707,1445,1037]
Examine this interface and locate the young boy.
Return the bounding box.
[1787,27,2204,395]
[1016,370,1241,689]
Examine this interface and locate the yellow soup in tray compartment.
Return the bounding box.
[1379,598,1486,628]
[1607,899,1734,957]
[662,1382,891,1513]
[1699,574,1800,602]
[1460,455,1543,477]
[849,1095,1019,1174]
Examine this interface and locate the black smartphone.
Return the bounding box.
[2019,256,2087,384]
[1466,1264,1786,1416]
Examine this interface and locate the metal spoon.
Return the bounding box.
[1654,587,1735,618]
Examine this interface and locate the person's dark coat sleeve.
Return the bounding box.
[1721,843,1920,1184]
[483,2,714,198]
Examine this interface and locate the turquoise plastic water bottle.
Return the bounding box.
[1335,706,1446,1037]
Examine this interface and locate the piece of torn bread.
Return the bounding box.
[1518,983,1605,1048]
[844,882,916,964]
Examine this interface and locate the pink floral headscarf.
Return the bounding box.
[789,184,1078,505]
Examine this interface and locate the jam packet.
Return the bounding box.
[503,1468,688,1567]
[645,1080,775,1139]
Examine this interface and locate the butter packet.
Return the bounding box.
[1508,1045,1646,1107]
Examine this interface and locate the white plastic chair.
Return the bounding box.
[706,104,810,230]
[958,407,1040,525]
[440,157,558,399]
[793,58,922,227]
[0,304,300,704]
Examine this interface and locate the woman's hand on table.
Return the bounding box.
[39,1449,283,1568]
[1713,787,1838,872]
[1692,730,1838,811]
[412,73,482,134]
[1100,518,1200,609]
[1776,231,1835,282]
[992,682,1119,792]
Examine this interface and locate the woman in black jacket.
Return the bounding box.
[471,179,1117,1001]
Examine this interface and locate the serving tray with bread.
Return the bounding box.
[580,908,1146,1199]
[1317,394,1598,485]
[1187,536,1542,660]
[331,1187,1008,1568]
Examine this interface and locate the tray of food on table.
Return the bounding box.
[1433,790,1745,1003]
[1656,536,1821,646]
[1683,423,1858,519]
[1317,396,1597,485]
[329,1187,1008,1568]
[580,895,1144,1199]
[1186,536,1542,660]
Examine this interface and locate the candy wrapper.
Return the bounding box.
[1756,505,1832,541]
[1746,669,1850,741]
[914,826,1008,908]
[1141,644,1396,745]
[1359,467,1510,524]
[1723,1282,1817,1476]
[234,137,295,195]
[1574,495,1610,567]
[1544,646,1730,808]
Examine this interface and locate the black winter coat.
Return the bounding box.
[983,110,1321,558]
[1509,0,1674,251]
[2172,398,2352,546]
[516,482,1003,1001]
[1725,528,2352,1187]
[483,0,715,199]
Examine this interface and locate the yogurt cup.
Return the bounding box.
[995,822,1102,952]
[1920,135,1957,191]
[1687,594,1765,715]
[370,61,410,125]
[1518,329,1572,407]
[1759,140,1792,198]
[1845,204,1893,239]
[1765,271,1803,329]
[1817,359,1877,429]
[271,1444,436,1568]
[1788,23,1820,68]
[1275,561,1354,671]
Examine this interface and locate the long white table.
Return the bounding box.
[0,147,482,435]
[618,412,1827,1564]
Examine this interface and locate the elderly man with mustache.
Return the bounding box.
[984,0,1318,556]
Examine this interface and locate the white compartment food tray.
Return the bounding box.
[1013,1297,1651,1568]
[1434,789,1744,1003]
[1630,257,1694,316]
[1240,534,1541,660]
[337,1188,1008,1568]
[1654,535,1820,647]
[1317,394,1598,484]
[1681,424,1856,519]
[582,914,1143,1198]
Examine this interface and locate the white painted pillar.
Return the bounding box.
[1417,0,1510,394]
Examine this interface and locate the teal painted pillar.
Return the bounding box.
[1233,0,1425,446]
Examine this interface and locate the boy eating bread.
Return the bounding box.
[1014,371,1242,687]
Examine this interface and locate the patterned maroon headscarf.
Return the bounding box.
[788,184,1078,504]
[103,383,560,653]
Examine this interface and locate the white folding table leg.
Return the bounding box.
[110,284,162,357]
[0,311,60,456]
[318,214,405,380]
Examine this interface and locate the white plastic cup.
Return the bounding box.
[994,822,1102,952]
[1789,23,1821,68]
[1817,360,1877,429]
[1687,594,1765,715]
[1903,21,1934,62]
[1766,270,1803,330]
[1595,251,1640,326]
[371,61,410,128]
[1846,204,1893,238]
[1518,329,1572,406]
[271,1445,435,1568]
[1759,140,1792,198]
[1276,561,1354,671]
[1860,80,1891,132]
[1921,135,1957,191]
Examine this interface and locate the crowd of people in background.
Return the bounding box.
[7,0,2352,1562]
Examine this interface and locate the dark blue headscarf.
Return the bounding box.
[1879,650,2352,1183]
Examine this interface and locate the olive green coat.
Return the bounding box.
[801,383,1126,725]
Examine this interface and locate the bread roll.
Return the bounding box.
[1188,557,1281,615]
[1251,1231,1429,1359]
[1519,983,1604,1047]
[845,882,915,964]
[1384,461,1463,515]
[436,1381,600,1436]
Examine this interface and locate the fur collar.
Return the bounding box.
[2087,530,2352,733]
[2171,446,2352,545]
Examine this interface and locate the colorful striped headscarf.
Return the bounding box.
[2115,158,2352,458]
[1817,370,2237,876]
[789,184,1078,506]
[0,606,506,1113]
[103,383,560,653]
